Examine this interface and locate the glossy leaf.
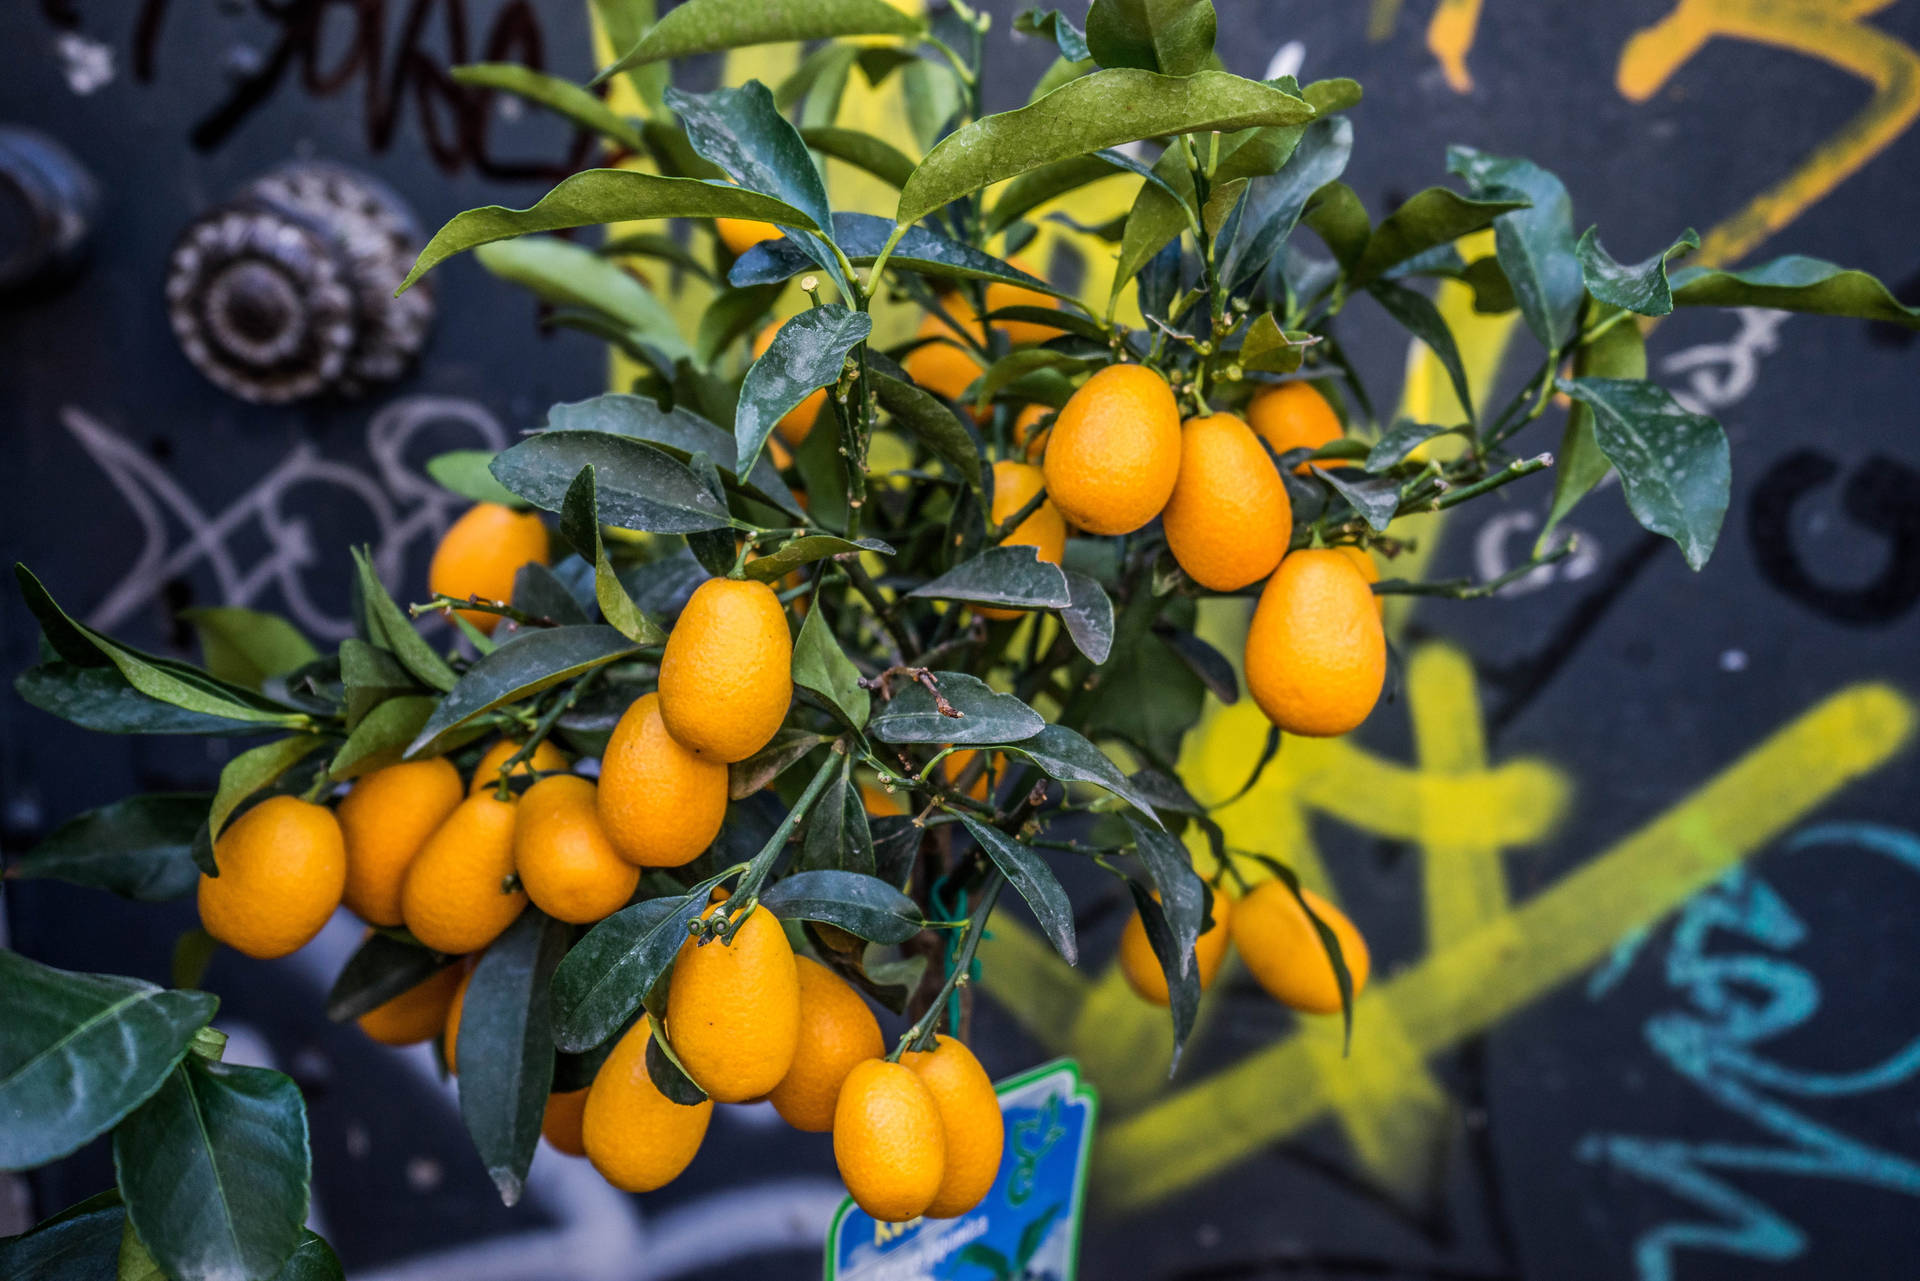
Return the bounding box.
[1559,377,1730,571]
[475,237,689,361]
[1447,147,1582,350]
[208,735,327,841]
[1541,317,1645,547]
[743,535,892,584]
[730,728,829,799]
[1059,570,1114,664]
[557,467,670,648]
[792,605,869,730]
[1367,280,1476,423]
[511,563,592,628]
[400,170,819,293]
[407,625,642,758]
[14,662,278,737]
[761,869,920,943]
[1239,314,1316,374]
[325,933,455,1023]
[595,0,922,83]
[1301,181,1369,273]
[957,816,1077,964]
[736,304,871,475]
[797,767,875,875]
[1126,877,1198,1065]
[1223,116,1352,291]
[1001,723,1163,824]
[546,393,801,519]
[897,70,1313,225]
[1669,255,1920,328]
[1160,629,1237,704]
[180,609,317,693]
[869,671,1046,746]
[270,1233,343,1281]
[0,1190,126,1281]
[1015,7,1091,62]
[1576,226,1699,317]
[1351,187,1529,286]
[644,1016,708,1105]
[1129,817,1207,970]
[451,63,645,152]
[550,894,705,1053]
[1085,0,1217,76]
[457,909,568,1206]
[352,550,456,692]
[114,1055,309,1281]
[0,952,217,1171]
[11,793,207,902]
[908,545,1073,610]
[870,367,985,493]
[1313,465,1401,532]
[427,450,521,507]
[492,430,734,534]
[731,212,1066,297]
[1365,420,1457,471]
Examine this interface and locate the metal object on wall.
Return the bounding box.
[165,163,435,404]
[0,125,98,293]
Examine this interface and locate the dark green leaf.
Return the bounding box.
[170,929,219,991]
[14,662,276,736]
[760,869,920,942]
[492,431,733,534]
[1313,465,1401,532]
[595,0,923,83]
[986,304,1106,344]
[114,1055,309,1281]
[1125,878,1197,1064]
[558,468,669,647]
[208,735,327,841]
[644,1015,709,1105]
[325,933,456,1023]
[1016,7,1090,61]
[1001,723,1162,824]
[1160,629,1237,703]
[730,212,1068,298]
[352,550,456,692]
[456,910,568,1205]
[729,728,829,799]
[1085,0,1217,76]
[736,304,870,475]
[179,608,317,693]
[427,450,521,507]
[792,605,869,730]
[1301,180,1370,274]
[743,535,892,584]
[0,1190,126,1280]
[802,126,917,190]
[1461,255,1517,312]
[1255,857,1354,1050]
[475,237,689,361]
[551,893,705,1052]
[400,170,820,293]
[871,366,985,492]
[0,953,217,1170]
[407,625,642,758]
[989,154,1136,237]
[909,545,1072,610]
[972,350,1092,408]
[1059,570,1114,664]
[1669,255,1920,328]
[270,1232,343,1281]
[339,639,417,729]
[451,63,645,151]
[1447,147,1582,350]
[1351,187,1528,285]
[1128,817,1206,970]
[797,767,875,875]
[11,794,207,902]
[694,283,785,367]
[546,393,801,521]
[869,671,1046,746]
[1576,226,1698,317]
[1367,280,1476,423]
[1558,377,1730,570]
[1239,313,1317,374]
[956,816,1077,964]
[897,69,1314,225]
[1223,116,1352,291]
[1541,316,1645,547]
[1365,421,1456,471]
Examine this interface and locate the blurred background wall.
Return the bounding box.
[3,2,1919,1278]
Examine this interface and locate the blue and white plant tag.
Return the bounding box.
[824,1058,1098,1280]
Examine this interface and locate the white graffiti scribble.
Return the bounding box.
[65,396,507,641]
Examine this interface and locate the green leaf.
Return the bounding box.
[456,910,568,1206]
[1313,465,1401,532]
[406,625,642,758]
[170,929,219,991]
[869,671,1046,746]
[897,69,1313,226]
[743,535,891,584]
[492,431,734,534]
[729,728,828,799]
[990,153,1134,237]
[179,608,318,693]
[450,63,645,151]
[1576,226,1699,317]
[208,735,327,841]
[595,0,923,83]
[1301,180,1370,274]
[1125,877,1198,1063]
[400,170,820,293]
[325,933,456,1023]
[113,1055,309,1281]
[1001,723,1163,824]
[546,393,801,519]
[119,1214,166,1281]
[1461,255,1517,313]
[1447,146,1582,350]
[1255,856,1355,1050]
[736,304,871,475]
[1059,570,1114,664]
[512,563,592,628]
[475,236,689,361]
[1351,187,1530,286]
[1222,115,1351,291]
[339,639,416,729]
[557,467,669,647]
[797,765,875,874]
[1541,316,1645,547]
[601,231,716,283]
[1239,313,1317,374]
[1366,421,1457,471]
[694,283,784,368]
[11,794,208,902]
[1303,77,1362,114]
[1558,377,1730,570]
[427,450,522,507]
[909,545,1072,611]
[760,869,919,942]
[1669,255,1920,328]
[644,1015,709,1105]
[956,816,1078,964]
[270,1233,343,1281]
[731,212,1069,298]
[0,1191,126,1281]
[1085,0,1217,76]
[791,605,870,730]
[352,549,456,692]
[1016,7,1091,62]
[551,893,706,1053]
[14,662,279,736]
[801,125,917,190]
[1367,280,1476,423]
[0,953,217,1170]
[1128,817,1207,969]
[328,694,436,780]
[870,366,985,493]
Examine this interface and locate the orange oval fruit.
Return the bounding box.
[442,962,473,1073]
[1230,880,1370,1014]
[336,757,463,926]
[1161,413,1293,591]
[666,903,801,1103]
[400,793,526,954]
[715,217,784,257]
[429,503,550,634]
[1041,364,1182,535]
[542,1088,590,1157]
[1013,403,1052,460]
[901,1035,1003,1218]
[1244,549,1386,737]
[768,956,884,1132]
[1118,890,1234,1006]
[833,1058,948,1223]
[469,738,569,796]
[658,577,792,762]
[513,774,639,924]
[984,274,1060,345]
[597,692,728,867]
[197,796,345,960]
[357,962,465,1046]
[980,460,1067,621]
[583,1020,712,1192]
[905,308,985,405]
[1246,382,1346,473]
[754,319,828,445]
[1335,544,1385,617]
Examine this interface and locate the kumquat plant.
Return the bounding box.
[6,1,1919,1277]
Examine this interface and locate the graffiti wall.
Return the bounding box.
[4,2,1918,1279]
